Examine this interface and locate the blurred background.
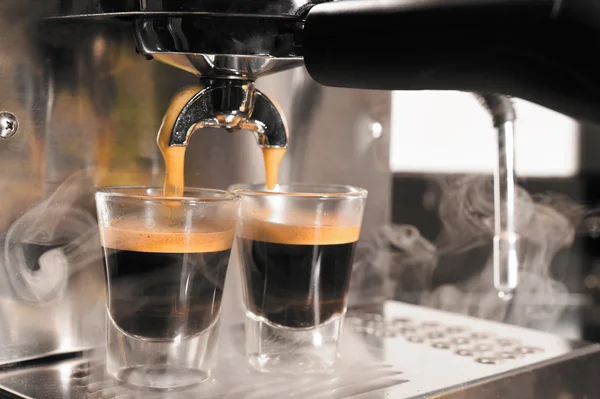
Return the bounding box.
[365,91,600,343]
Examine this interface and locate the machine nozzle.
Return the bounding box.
[169,78,288,149]
[475,93,518,300]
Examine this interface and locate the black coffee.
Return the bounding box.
[101,222,233,340]
[237,222,359,329]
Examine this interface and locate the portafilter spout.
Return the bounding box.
[131,15,292,152]
[168,78,287,150]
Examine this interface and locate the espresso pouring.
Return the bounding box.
[157,86,286,196]
[98,85,287,341]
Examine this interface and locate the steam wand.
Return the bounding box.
[475,94,518,301]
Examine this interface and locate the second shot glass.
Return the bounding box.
[230,183,367,374]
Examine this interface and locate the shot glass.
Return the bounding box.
[95,187,238,389]
[230,183,367,373]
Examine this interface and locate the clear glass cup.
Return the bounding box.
[95,187,239,389]
[229,183,368,374]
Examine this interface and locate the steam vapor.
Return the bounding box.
[354,174,594,331]
[4,171,103,304]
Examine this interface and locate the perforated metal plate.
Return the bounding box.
[0,301,594,399]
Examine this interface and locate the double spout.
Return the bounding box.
[168,79,288,150]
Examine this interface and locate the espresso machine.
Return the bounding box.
[0,0,599,397]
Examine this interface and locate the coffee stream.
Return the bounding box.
[157,86,201,197]
[100,85,286,341]
[262,147,286,191]
[157,86,286,196]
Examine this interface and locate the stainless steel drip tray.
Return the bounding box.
[0,301,599,399]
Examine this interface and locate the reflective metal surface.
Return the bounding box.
[151,54,301,81]
[54,0,311,82]
[0,301,597,398]
[0,112,19,140]
[51,0,320,18]
[133,15,302,61]
[170,79,287,149]
[475,94,519,298]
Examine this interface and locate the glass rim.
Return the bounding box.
[228,183,368,199]
[95,186,237,203]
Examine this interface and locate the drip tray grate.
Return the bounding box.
[346,312,544,366]
[0,301,596,399]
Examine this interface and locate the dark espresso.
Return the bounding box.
[102,219,234,340]
[237,221,360,329]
